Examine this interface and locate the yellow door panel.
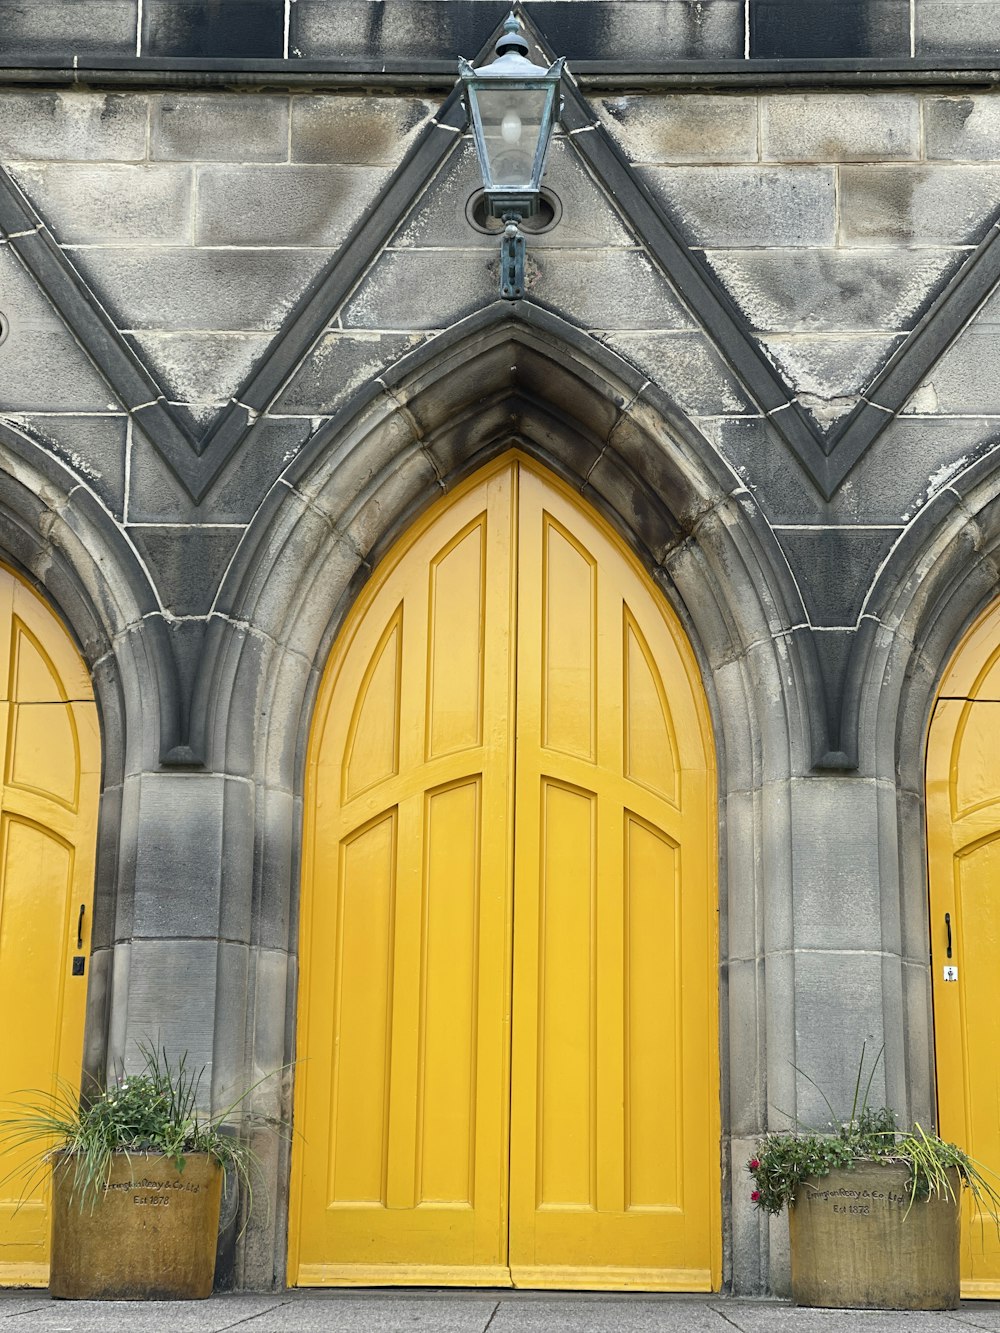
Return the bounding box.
[0,568,99,1286]
[292,457,719,1291]
[928,603,1000,1297]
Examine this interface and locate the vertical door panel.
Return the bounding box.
[508,468,718,1290]
[291,468,517,1286]
[928,649,1000,1296]
[0,570,99,1285]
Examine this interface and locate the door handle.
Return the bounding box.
[76,903,85,949]
[945,912,952,960]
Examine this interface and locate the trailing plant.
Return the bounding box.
[748,1044,1000,1221]
[0,1041,282,1218]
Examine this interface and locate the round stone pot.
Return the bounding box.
[49,1150,223,1300]
[788,1161,961,1310]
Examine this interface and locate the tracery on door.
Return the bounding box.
[290,456,719,1290]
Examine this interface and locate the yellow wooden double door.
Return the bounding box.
[290,457,719,1290]
[928,600,1000,1298]
[0,566,99,1284]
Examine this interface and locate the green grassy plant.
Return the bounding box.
[748,1044,1000,1220]
[0,1041,282,1221]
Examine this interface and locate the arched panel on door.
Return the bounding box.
[928,597,1000,1298]
[0,566,100,1286]
[290,455,719,1291]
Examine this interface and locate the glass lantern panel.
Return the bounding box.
[474,87,550,188]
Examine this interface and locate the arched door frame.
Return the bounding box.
[197,301,818,1293]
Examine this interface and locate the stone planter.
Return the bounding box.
[49,1151,223,1300]
[788,1161,961,1309]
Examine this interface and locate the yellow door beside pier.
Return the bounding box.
[928,599,1000,1298]
[0,567,100,1285]
[290,457,719,1290]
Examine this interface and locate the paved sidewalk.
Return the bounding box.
[2,1291,1000,1332]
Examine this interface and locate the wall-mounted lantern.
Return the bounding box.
[459,13,564,300]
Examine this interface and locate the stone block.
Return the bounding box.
[0,90,147,162]
[831,417,999,525]
[291,95,439,166]
[9,163,193,246]
[74,247,332,331]
[219,779,255,944]
[751,0,910,57]
[839,165,1000,246]
[916,2,1000,56]
[9,414,128,517]
[925,95,1000,160]
[195,164,390,247]
[703,248,963,335]
[596,94,758,165]
[789,776,882,951]
[725,789,762,964]
[532,249,696,331]
[131,773,227,937]
[0,1,136,58]
[910,327,1000,416]
[254,787,295,951]
[128,525,243,617]
[640,165,836,248]
[760,333,904,417]
[395,138,635,251]
[125,331,273,425]
[341,249,496,330]
[601,331,752,415]
[762,93,920,162]
[142,0,283,58]
[775,526,897,627]
[151,94,289,163]
[121,938,219,1077]
[791,950,886,1126]
[292,1,743,63]
[276,331,426,416]
[0,331,115,413]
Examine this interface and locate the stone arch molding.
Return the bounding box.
[192,301,822,1289]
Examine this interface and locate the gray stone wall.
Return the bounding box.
[2,37,1000,1295]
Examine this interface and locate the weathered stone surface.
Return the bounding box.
[195,165,390,248]
[276,331,426,416]
[291,96,439,166]
[532,249,696,331]
[143,0,283,58]
[0,0,136,57]
[916,2,1000,56]
[751,0,910,57]
[121,938,218,1074]
[640,165,836,247]
[9,163,193,246]
[151,94,289,163]
[125,332,273,423]
[600,331,753,415]
[790,777,882,950]
[702,248,963,333]
[341,249,495,330]
[128,525,243,616]
[925,94,1000,160]
[394,137,636,251]
[6,414,127,517]
[0,331,115,412]
[776,526,899,627]
[0,91,146,162]
[711,419,825,523]
[906,326,1000,416]
[839,165,1000,246]
[760,333,905,421]
[761,93,920,162]
[71,248,333,331]
[131,774,227,937]
[596,94,758,165]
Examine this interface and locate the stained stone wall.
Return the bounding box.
[4,0,1000,1297]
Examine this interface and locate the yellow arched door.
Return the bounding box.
[928,599,1000,1297]
[0,566,100,1285]
[290,457,719,1290]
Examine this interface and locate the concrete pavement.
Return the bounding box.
[2,1291,1000,1332]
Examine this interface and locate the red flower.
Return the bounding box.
[749,1158,760,1172]
[751,1190,760,1202]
